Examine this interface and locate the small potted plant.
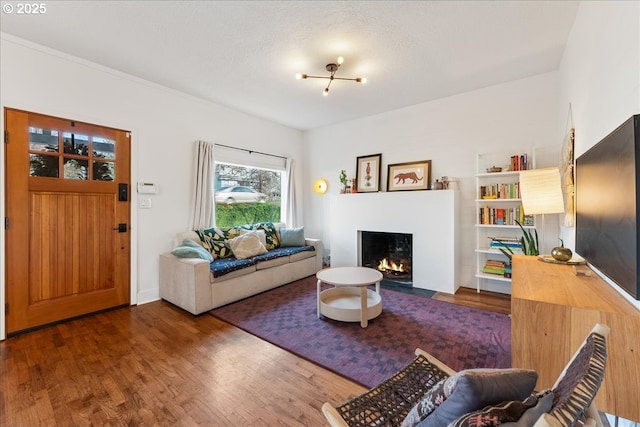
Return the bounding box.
[492,220,539,260]
[339,170,348,193]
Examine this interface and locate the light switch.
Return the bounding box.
[139,198,152,209]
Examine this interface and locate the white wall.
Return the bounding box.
[303,72,561,292]
[0,34,303,339]
[558,1,640,318]
[557,3,639,422]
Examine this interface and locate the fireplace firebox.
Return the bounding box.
[359,231,413,286]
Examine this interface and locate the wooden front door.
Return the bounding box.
[4,108,131,334]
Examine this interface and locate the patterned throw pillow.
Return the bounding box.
[500,391,554,427]
[416,369,538,427]
[196,227,233,259]
[251,222,280,250]
[196,224,275,258]
[221,225,249,240]
[448,392,552,427]
[401,378,448,427]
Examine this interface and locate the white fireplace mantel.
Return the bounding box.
[329,190,460,294]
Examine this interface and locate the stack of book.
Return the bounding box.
[482,259,508,276]
[489,236,523,252]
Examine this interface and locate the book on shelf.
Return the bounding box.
[478,182,520,199]
[482,267,505,275]
[510,154,528,171]
[482,259,511,276]
[478,206,525,225]
[488,236,520,244]
[504,264,512,278]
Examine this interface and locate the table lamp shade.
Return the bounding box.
[519,167,565,215]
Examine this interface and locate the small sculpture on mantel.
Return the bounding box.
[441,176,449,189]
[433,176,450,190]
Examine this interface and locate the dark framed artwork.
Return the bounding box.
[356,153,382,192]
[387,160,431,191]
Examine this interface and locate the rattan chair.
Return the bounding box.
[321,349,455,427]
[533,323,609,427]
[322,323,610,427]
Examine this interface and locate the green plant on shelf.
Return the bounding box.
[492,220,539,260]
[339,169,348,191]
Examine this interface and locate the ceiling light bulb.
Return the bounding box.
[295,73,302,79]
[337,57,344,65]
[323,87,329,96]
[356,77,367,84]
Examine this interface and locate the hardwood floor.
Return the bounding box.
[433,287,511,315]
[0,288,509,426]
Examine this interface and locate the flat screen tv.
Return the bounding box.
[575,114,640,300]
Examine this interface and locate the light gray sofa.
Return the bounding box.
[159,223,323,315]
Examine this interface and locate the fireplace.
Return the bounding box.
[359,231,413,286]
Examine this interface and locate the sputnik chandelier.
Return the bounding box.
[296,57,366,96]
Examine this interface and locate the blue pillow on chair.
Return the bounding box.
[416,369,538,427]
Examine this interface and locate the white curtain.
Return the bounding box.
[188,140,215,230]
[285,158,299,227]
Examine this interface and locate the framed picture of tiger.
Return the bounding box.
[387,160,431,191]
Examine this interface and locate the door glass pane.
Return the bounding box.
[64,158,88,180]
[92,136,115,159]
[63,132,89,156]
[93,161,115,181]
[29,127,58,152]
[30,153,59,177]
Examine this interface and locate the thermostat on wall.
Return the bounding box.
[137,182,158,194]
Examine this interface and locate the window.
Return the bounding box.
[28,126,116,181]
[214,162,283,227]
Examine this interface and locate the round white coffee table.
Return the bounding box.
[316,266,383,328]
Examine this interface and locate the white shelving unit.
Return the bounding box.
[475,153,535,293]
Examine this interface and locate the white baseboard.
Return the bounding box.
[136,288,160,305]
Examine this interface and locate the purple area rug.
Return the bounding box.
[210,276,511,388]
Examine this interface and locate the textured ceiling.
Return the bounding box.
[0,1,580,130]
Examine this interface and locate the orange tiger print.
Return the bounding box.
[394,172,423,184]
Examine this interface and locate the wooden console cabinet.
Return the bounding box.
[512,255,640,422]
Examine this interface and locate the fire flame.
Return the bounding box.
[378,258,405,273]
